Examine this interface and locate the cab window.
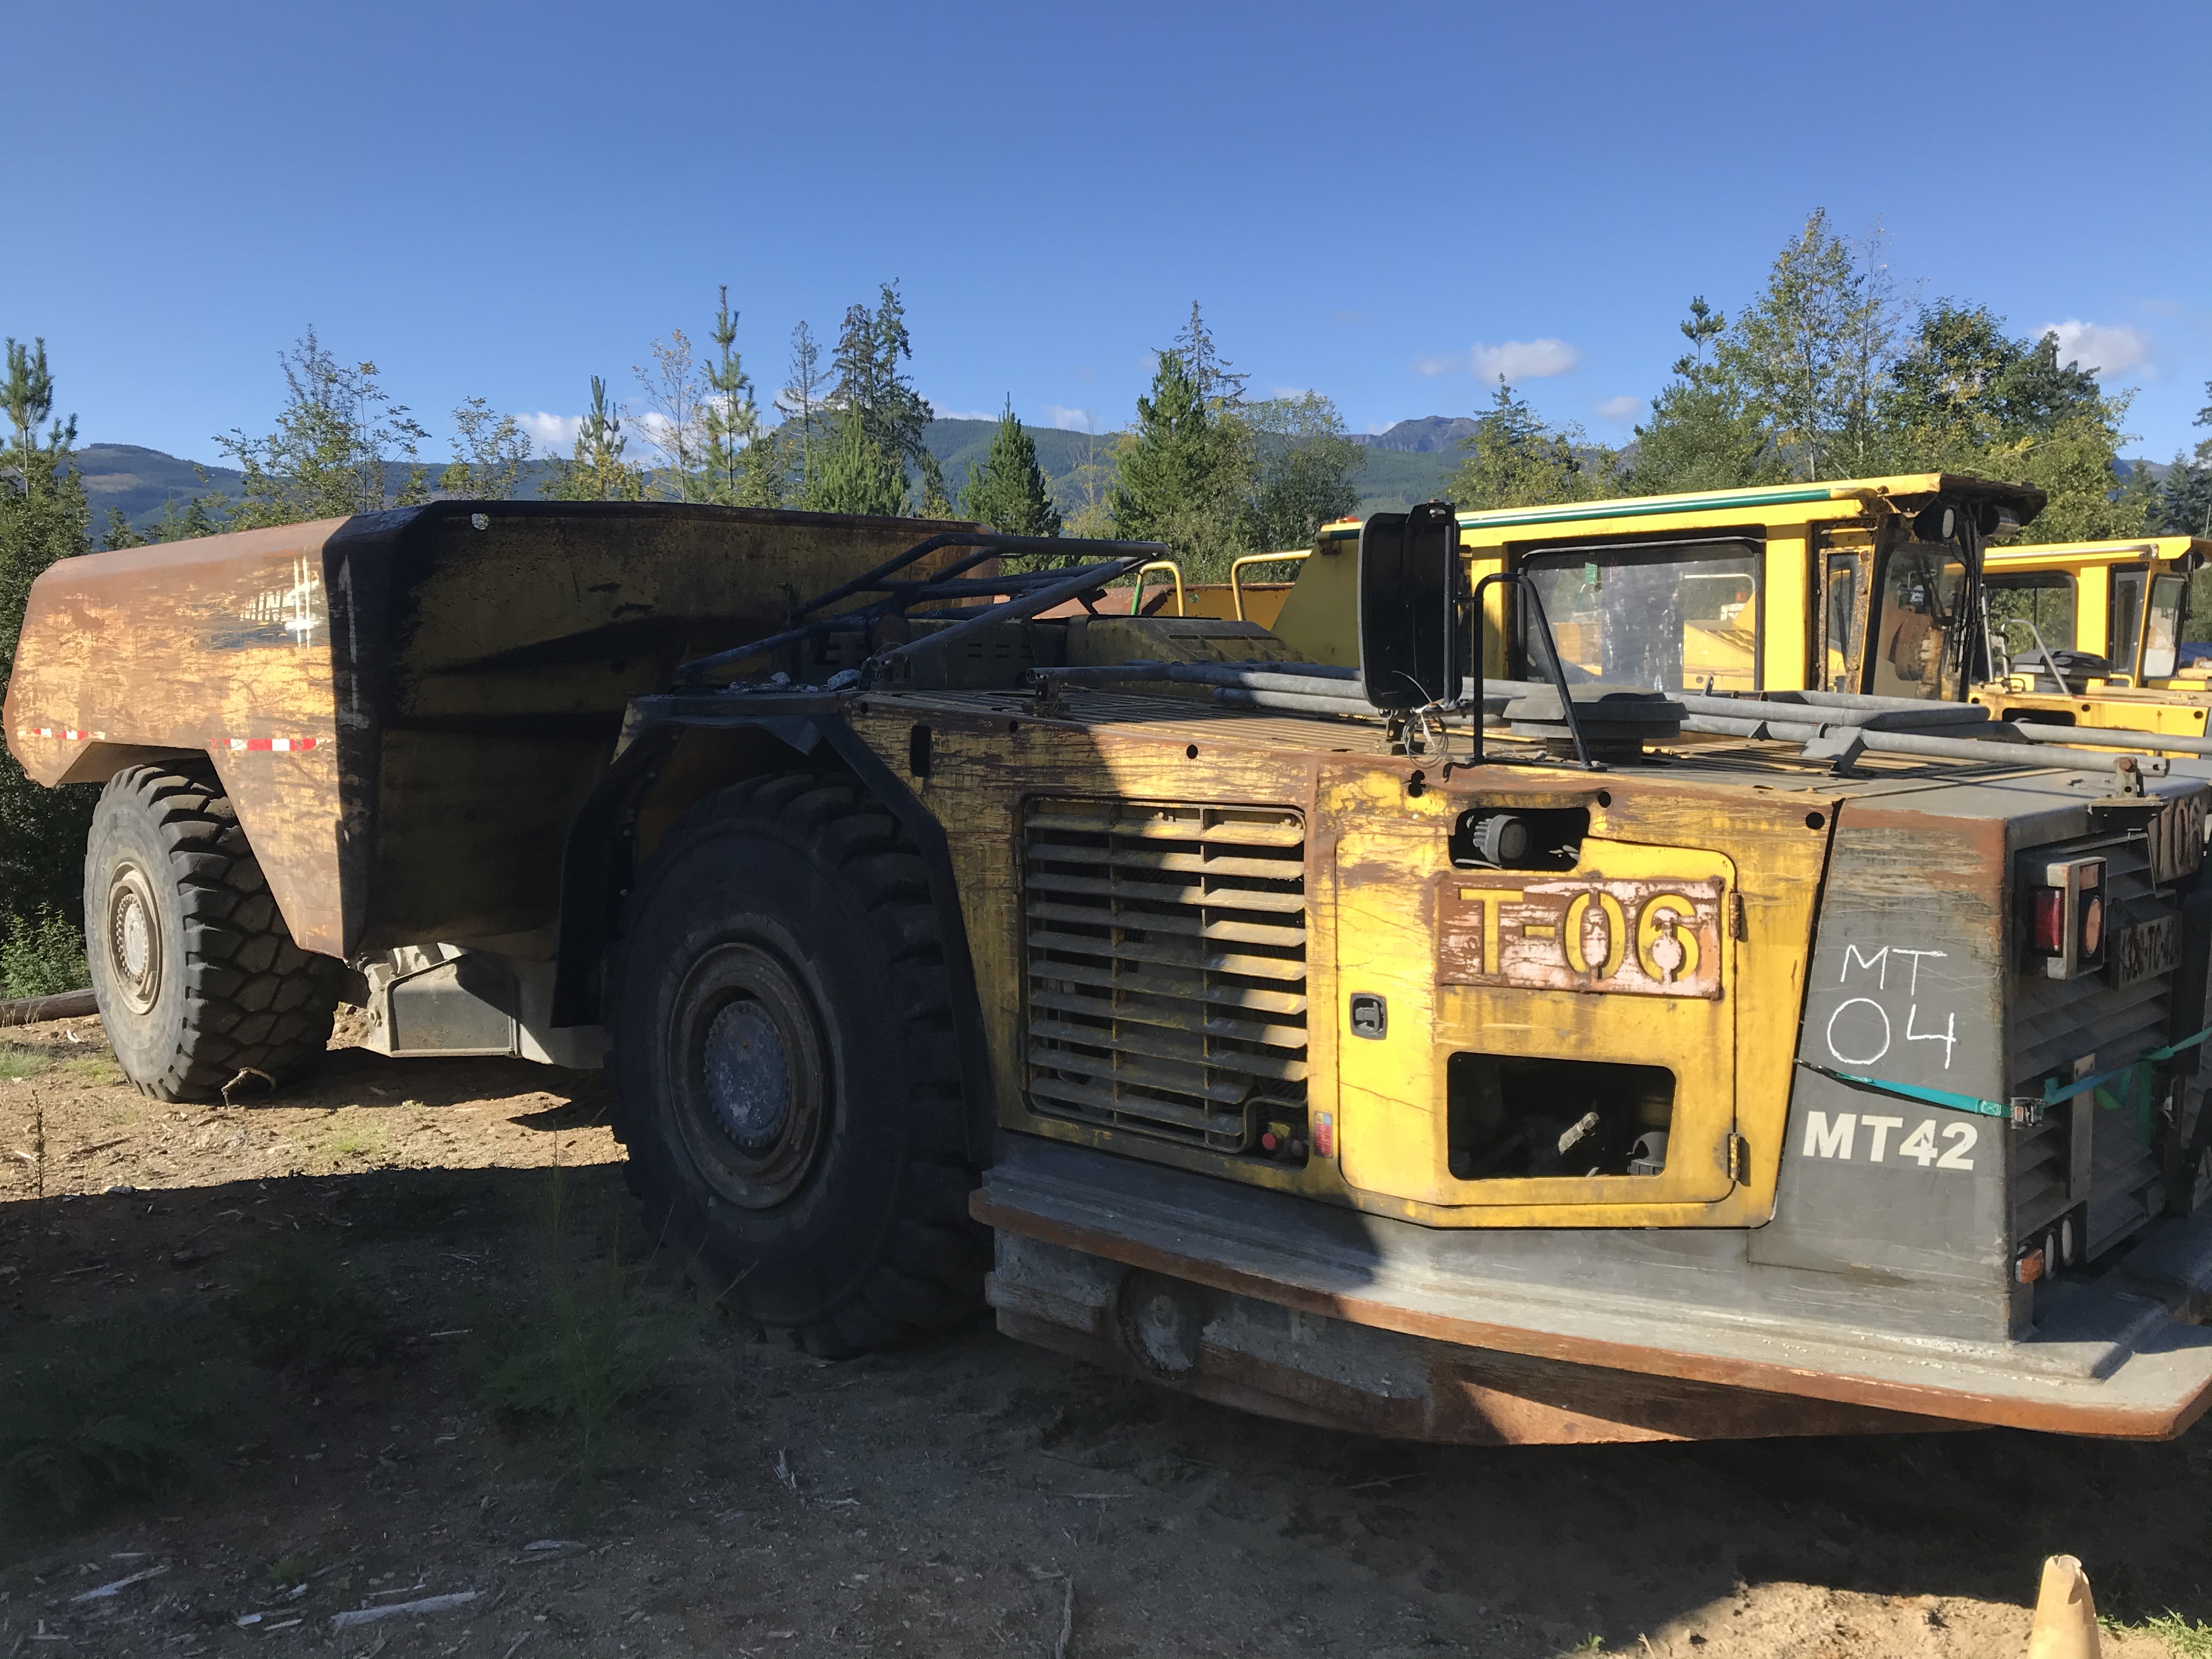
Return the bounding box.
[1985,572,2076,669]
[1822,555,1862,693]
[1519,539,1760,692]
[1867,541,1970,701]
[2111,567,2147,680]
[2146,574,2186,680]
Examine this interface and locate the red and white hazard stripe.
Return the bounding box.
[216,737,320,753]
[13,726,106,741]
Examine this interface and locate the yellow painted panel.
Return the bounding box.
[1762,533,1809,690]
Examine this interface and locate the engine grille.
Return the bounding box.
[2009,836,2171,1261]
[1022,799,1307,1152]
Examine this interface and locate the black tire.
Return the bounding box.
[606,771,987,1357]
[84,764,346,1101]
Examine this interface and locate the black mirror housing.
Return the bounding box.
[1358,501,1462,711]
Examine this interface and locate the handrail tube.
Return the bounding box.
[1211,687,1374,716]
[874,557,1150,668]
[1228,550,1310,621]
[1680,715,2151,776]
[1126,560,1187,617]
[794,531,1165,621]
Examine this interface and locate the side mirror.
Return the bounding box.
[1358,500,1462,710]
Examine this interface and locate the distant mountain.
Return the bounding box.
[1353,416,1479,454]
[71,443,245,527]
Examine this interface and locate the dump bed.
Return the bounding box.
[4,501,979,959]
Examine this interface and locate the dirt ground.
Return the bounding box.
[1,1016,2208,1659]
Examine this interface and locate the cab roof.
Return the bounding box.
[1314,473,2047,545]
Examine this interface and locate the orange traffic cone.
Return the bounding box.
[2027,1555,2100,1659]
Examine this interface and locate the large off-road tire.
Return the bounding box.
[84,764,346,1101]
[606,771,988,1357]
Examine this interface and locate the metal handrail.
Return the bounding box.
[1126,560,1186,617]
[1229,551,1310,620]
[1999,616,2072,696]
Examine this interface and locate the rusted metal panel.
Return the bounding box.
[1438,873,1725,997]
[973,1182,2212,1439]
[7,503,981,958]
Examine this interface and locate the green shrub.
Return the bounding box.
[0,905,87,999]
[468,1168,696,1479]
[230,1238,386,1370]
[0,1312,245,1525]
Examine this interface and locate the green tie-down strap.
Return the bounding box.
[1797,1063,2030,1124]
[1798,1024,2212,1140]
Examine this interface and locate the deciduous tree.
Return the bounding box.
[216,330,429,526]
[438,397,533,500]
[1240,392,1362,549]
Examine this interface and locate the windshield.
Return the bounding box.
[1520,541,1760,692]
[1867,542,1970,700]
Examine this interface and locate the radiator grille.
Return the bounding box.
[2009,837,2172,1260]
[1023,799,1307,1151]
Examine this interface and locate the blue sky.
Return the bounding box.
[9,0,2210,466]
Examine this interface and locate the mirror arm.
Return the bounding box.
[1471,571,1594,771]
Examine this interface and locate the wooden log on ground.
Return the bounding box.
[0,989,98,1027]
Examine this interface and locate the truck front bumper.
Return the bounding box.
[974,1137,2212,1444]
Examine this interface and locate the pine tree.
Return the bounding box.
[806,408,907,517]
[776,321,827,497]
[1173,302,1247,405]
[1629,298,1777,494]
[1447,381,1618,510]
[697,286,760,506]
[2160,382,2212,538]
[0,337,98,945]
[1110,349,1250,574]
[216,330,429,526]
[829,284,934,511]
[101,507,146,549]
[961,399,1063,537]
[153,494,221,541]
[548,376,645,501]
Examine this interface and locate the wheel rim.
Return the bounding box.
[669,942,830,1210]
[105,862,162,1015]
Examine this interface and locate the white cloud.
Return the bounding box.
[1041,405,1097,431]
[1594,395,1644,422]
[1417,338,1582,383]
[928,399,998,422]
[1469,338,1581,382]
[516,411,581,450]
[2041,319,2152,379]
[1269,386,1313,400]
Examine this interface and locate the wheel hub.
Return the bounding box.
[670,943,830,1211]
[703,1001,792,1153]
[106,865,162,1015]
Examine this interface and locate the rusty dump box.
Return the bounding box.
[5,502,977,964]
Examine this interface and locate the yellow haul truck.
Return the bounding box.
[1269,494,2212,759]
[15,499,2212,1444]
[1978,537,2212,740]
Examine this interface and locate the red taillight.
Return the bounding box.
[2027,857,2107,980]
[2030,888,2066,954]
